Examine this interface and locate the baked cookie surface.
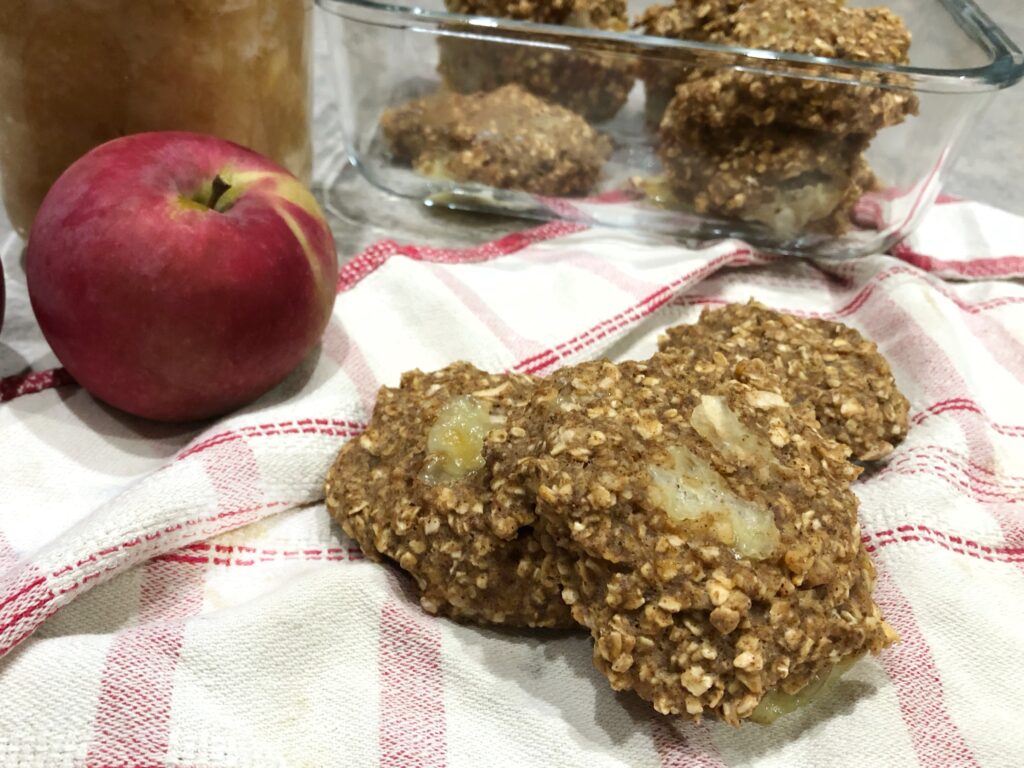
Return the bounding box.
[659,301,910,460]
[685,0,916,136]
[439,0,634,123]
[380,84,612,197]
[500,354,896,723]
[658,119,874,236]
[325,362,573,628]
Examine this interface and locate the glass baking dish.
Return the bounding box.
[317,0,1024,258]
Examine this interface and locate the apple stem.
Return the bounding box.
[208,175,231,211]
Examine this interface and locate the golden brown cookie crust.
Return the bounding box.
[659,301,910,461]
[325,362,574,628]
[658,118,874,235]
[643,0,917,134]
[500,354,895,724]
[380,84,612,197]
[635,0,743,127]
[439,0,634,122]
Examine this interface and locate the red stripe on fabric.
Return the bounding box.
[866,525,1024,554]
[177,419,365,461]
[871,463,1020,507]
[579,189,641,205]
[959,312,1024,389]
[544,251,662,298]
[155,541,358,567]
[892,243,1024,279]
[877,444,1024,489]
[845,292,1024,568]
[514,249,756,375]
[864,535,1024,563]
[652,718,724,768]
[0,568,56,657]
[322,321,380,418]
[0,366,75,403]
[86,439,263,766]
[890,443,1021,488]
[85,560,206,768]
[426,263,539,359]
[862,524,1024,563]
[0,572,46,611]
[822,265,1020,319]
[873,568,980,768]
[0,496,288,660]
[378,600,447,768]
[875,455,1023,499]
[534,195,590,221]
[911,399,1024,437]
[337,221,586,294]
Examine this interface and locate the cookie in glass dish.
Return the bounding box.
[379,84,612,196]
[634,0,743,127]
[502,354,897,724]
[437,0,635,122]
[325,362,573,629]
[679,0,918,135]
[641,0,917,132]
[659,301,910,461]
[657,117,876,236]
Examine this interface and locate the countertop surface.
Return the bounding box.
[941,0,1024,214]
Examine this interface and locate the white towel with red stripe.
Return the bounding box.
[1,198,1023,767]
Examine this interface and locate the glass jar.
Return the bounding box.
[0,0,313,237]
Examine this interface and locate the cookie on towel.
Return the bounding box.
[500,353,896,723]
[325,362,573,628]
[659,301,910,460]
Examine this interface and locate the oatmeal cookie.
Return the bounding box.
[379,84,612,197]
[667,0,917,136]
[438,0,634,122]
[658,117,875,235]
[325,362,573,628]
[634,0,742,127]
[498,354,896,724]
[659,301,910,461]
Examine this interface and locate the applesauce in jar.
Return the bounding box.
[0,0,312,236]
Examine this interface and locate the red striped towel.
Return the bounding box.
[1,201,1022,766]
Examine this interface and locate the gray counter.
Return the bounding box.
[944,0,1024,213]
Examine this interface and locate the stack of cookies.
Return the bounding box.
[325,302,909,725]
[641,0,918,235]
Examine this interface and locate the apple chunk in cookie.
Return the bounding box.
[325,362,573,629]
[502,354,896,724]
[659,301,910,461]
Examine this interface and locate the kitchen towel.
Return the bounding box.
[1,197,1023,767]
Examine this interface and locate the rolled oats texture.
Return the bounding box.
[659,301,911,461]
[379,84,613,197]
[502,354,895,724]
[325,362,574,628]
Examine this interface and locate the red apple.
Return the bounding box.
[26,131,338,421]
